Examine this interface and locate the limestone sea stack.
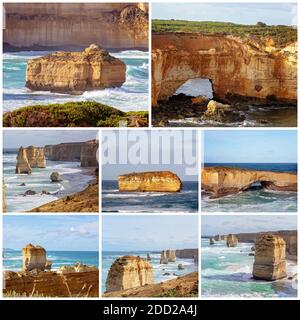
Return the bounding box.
[105,256,153,292]
[118,171,182,192]
[16,147,32,174]
[160,251,168,264]
[26,44,126,94]
[253,234,287,281]
[16,146,46,174]
[202,167,297,198]
[227,234,238,247]
[166,250,176,262]
[22,244,48,272]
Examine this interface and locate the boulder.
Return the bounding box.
[202,100,245,123]
[22,244,47,272]
[105,256,153,292]
[50,172,63,182]
[227,234,238,247]
[178,264,185,270]
[253,234,287,280]
[45,260,52,270]
[74,262,98,273]
[24,190,36,196]
[26,45,126,94]
[16,147,32,174]
[191,95,209,105]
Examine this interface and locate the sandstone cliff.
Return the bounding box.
[4,269,99,297]
[4,3,148,50]
[80,140,99,167]
[118,171,182,192]
[152,33,297,106]
[105,256,153,292]
[253,234,287,281]
[103,271,198,298]
[24,146,46,168]
[22,244,47,272]
[175,249,198,262]
[202,166,297,198]
[26,45,126,94]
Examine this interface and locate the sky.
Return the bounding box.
[202,215,297,236]
[3,130,98,149]
[102,130,198,181]
[204,130,297,163]
[3,215,99,251]
[152,2,297,25]
[102,215,198,251]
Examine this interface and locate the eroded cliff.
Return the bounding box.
[152,33,297,106]
[4,3,148,49]
[202,166,297,198]
[118,171,182,192]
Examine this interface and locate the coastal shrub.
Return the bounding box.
[152,20,297,47]
[3,101,148,127]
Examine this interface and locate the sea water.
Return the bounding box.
[3,248,99,271]
[102,251,198,293]
[201,239,297,297]
[202,163,297,212]
[3,50,149,112]
[102,180,198,213]
[3,149,94,212]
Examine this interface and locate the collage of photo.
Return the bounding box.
[0,1,298,300]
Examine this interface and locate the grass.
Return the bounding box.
[155,288,198,298]
[3,101,148,127]
[152,20,297,47]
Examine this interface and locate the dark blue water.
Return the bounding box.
[102,180,198,213]
[202,163,297,212]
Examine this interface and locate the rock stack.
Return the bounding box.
[214,234,221,241]
[166,250,176,262]
[160,251,168,264]
[253,234,287,281]
[16,147,32,174]
[227,234,238,247]
[209,238,215,245]
[105,256,153,292]
[22,244,48,272]
[16,146,46,174]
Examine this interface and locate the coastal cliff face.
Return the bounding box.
[253,234,287,281]
[45,140,98,167]
[105,256,153,292]
[26,45,126,94]
[103,271,198,298]
[175,249,198,263]
[202,167,297,198]
[118,171,182,192]
[4,3,148,49]
[152,33,297,106]
[16,146,46,174]
[3,269,99,297]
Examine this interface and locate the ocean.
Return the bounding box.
[3,149,94,212]
[102,180,198,213]
[102,251,198,294]
[3,248,99,272]
[201,239,297,297]
[3,50,149,112]
[202,163,297,212]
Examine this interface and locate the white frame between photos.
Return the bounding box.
[0,0,299,302]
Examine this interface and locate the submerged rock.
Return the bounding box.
[24,190,36,196]
[253,234,287,281]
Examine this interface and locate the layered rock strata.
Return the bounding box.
[202,166,297,198]
[16,147,32,174]
[22,244,47,272]
[227,234,238,247]
[106,256,153,292]
[4,3,148,49]
[80,140,99,167]
[152,33,297,106]
[118,171,182,192]
[253,234,287,280]
[16,146,46,174]
[26,45,126,94]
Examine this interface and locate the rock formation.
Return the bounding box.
[202,166,297,198]
[16,147,32,174]
[26,45,126,94]
[105,256,153,292]
[22,244,47,272]
[118,171,182,192]
[4,267,99,297]
[210,238,215,245]
[3,179,6,212]
[50,172,63,182]
[166,250,176,262]
[178,264,184,270]
[175,249,198,261]
[80,140,98,167]
[214,234,221,241]
[146,254,151,261]
[160,251,168,264]
[25,146,46,168]
[57,263,98,274]
[253,234,287,280]
[152,33,297,106]
[4,3,148,49]
[227,234,238,247]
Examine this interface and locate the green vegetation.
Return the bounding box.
[152,20,297,46]
[3,101,148,127]
[155,288,198,298]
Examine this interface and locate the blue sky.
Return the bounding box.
[102,215,198,251]
[102,130,198,181]
[204,130,297,163]
[3,216,99,251]
[202,215,297,236]
[152,3,297,25]
[3,130,98,149]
